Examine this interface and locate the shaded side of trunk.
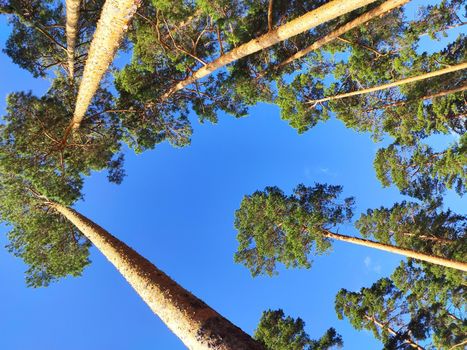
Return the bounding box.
[50,202,264,350]
[71,0,140,130]
[66,0,81,79]
[161,0,380,99]
[309,62,467,104]
[275,0,409,70]
[322,230,467,272]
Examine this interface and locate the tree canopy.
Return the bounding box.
[255,309,343,350]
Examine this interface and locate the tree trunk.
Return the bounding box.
[365,315,425,350]
[308,62,467,105]
[71,0,140,131]
[364,84,467,112]
[160,0,380,99]
[322,229,467,272]
[274,0,409,70]
[267,0,274,32]
[66,0,81,79]
[49,201,264,350]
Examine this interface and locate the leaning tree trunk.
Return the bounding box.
[308,62,467,105]
[273,0,409,70]
[160,0,380,99]
[322,229,467,272]
[365,316,425,350]
[49,201,264,350]
[71,0,140,131]
[365,84,467,111]
[66,0,81,79]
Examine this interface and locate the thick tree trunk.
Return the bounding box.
[66,0,81,79]
[49,201,264,350]
[274,0,409,70]
[308,62,467,105]
[160,0,380,99]
[322,230,467,272]
[71,0,140,130]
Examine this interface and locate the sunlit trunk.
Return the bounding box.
[66,0,81,79]
[322,229,467,272]
[71,0,140,130]
[308,62,467,105]
[50,201,264,350]
[161,0,380,99]
[274,0,409,70]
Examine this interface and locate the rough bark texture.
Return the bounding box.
[323,230,467,272]
[275,0,409,69]
[309,62,467,104]
[66,0,81,79]
[50,202,264,350]
[71,0,140,130]
[161,0,380,99]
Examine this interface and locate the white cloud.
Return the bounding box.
[363,256,382,274]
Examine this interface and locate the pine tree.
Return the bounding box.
[159,0,381,99]
[0,77,125,194]
[234,184,467,276]
[255,309,343,350]
[335,262,466,349]
[0,0,104,78]
[49,201,265,350]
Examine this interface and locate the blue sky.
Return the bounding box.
[0,2,465,349]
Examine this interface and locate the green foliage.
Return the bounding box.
[373,135,467,200]
[335,262,466,349]
[255,309,342,350]
[1,77,125,196]
[234,184,354,276]
[0,77,127,287]
[1,0,104,77]
[356,200,466,261]
[0,166,91,287]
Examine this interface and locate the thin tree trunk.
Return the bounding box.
[160,0,380,100]
[322,229,467,272]
[48,201,264,350]
[308,62,467,105]
[274,0,409,70]
[71,0,140,131]
[66,0,81,79]
[449,340,467,350]
[364,84,467,112]
[365,315,425,350]
[267,0,274,32]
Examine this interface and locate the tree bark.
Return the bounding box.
[322,229,467,272]
[71,0,140,131]
[364,84,467,112]
[308,62,467,105]
[49,201,264,350]
[267,0,274,32]
[160,0,380,99]
[274,0,409,70]
[66,0,81,79]
[365,315,425,350]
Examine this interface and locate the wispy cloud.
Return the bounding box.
[364,256,382,274]
[303,166,338,180]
